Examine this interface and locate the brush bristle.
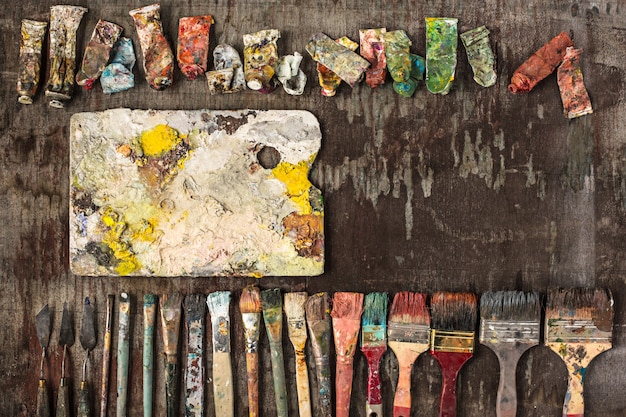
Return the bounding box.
[207,291,231,317]
[362,292,388,326]
[389,292,430,326]
[184,294,206,318]
[431,291,477,331]
[160,293,181,309]
[240,285,261,314]
[480,291,540,321]
[284,292,307,319]
[331,292,364,320]
[305,292,330,321]
[546,287,613,320]
[261,288,283,311]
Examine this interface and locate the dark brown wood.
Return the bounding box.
[1,1,626,416]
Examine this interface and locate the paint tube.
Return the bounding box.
[76,20,123,90]
[276,52,307,95]
[508,31,573,94]
[243,29,280,93]
[129,4,174,91]
[393,54,425,98]
[557,47,593,119]
[314,37,359,97]
[45,5,88,108]
[306,33,370,89]
[359,28,387,89]
[206,44,246,94]
[384,31,424,98]
[101,38,136,94]
[17,19,47,105]
[177,15,214,81]
[425,17,458,95]
[460,26,496,88]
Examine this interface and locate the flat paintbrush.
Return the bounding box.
[479,291,540,417]
[305,292,333,417]
[331,292,364,417]
[160,293,183,417]
[207,291,234,417]
[240,285,262,417]
[143,294,157,417]
[430,291,477,417]
[284,292,312,417]
[545,287,613,417]
[184,294,206,417]
[360,292,388,417]
[388,292,430,417]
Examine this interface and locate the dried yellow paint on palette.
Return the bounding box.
[69,109,324,277]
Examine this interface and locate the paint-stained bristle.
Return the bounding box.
[480,291,540,321]
[389,292,430,326]
[160,293,181,310]
[546,287,614,320]
[261,288,283,311]
[330,292,364,320]
[431,292,477,331]
[284,292,307,319]
[184,294,206,319]
[305,292,330,321]
[240,285,261,314]
[207,291,231,317]
[362,292,388,326]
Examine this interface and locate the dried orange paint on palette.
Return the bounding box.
[177,15,214,80]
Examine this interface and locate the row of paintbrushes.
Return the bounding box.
[35,287,613,417]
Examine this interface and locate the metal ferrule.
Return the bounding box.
[361,325,386,346]
[387,322,429,344]
[480,320,541,344]
[242,313,260,352]
[429,329,475,353]
[546,319,612,343]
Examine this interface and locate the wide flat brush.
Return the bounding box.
[117,293,130,417]
[285,292,312,417]
[331,292,364,417]
[305,292,333,417]
[479,291,541,417]
[160,293,183,417]
[545,287,613,417]
[430,291,477,417]
[360,292,388,417]
[207,291,234,417]
[240,285,262,417]
[185,294,207,417]
[388,292,430,417]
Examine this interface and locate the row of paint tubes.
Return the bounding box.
[19,4,592,118]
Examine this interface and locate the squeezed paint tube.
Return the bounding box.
[129,4,175,91]
[557,47,593,119]
[314,37,358,97]
[460,25,496,88]
[306,33,370,90]
[177,15,214,81]
[384,30,424,98]
[45,5,88,108]
[359,28,387,89]
[101,37,136,94]
[243,29,280,93]
[508,31,573,94]
[76,20,123,90]
[393,54,425,97]
[425,17,458,95]
[276,52,307,95]
[17,19,47,104]
[206,44,246,94]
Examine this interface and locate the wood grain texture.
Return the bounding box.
[1,1,626,417]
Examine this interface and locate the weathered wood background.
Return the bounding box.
[1,0,625,416]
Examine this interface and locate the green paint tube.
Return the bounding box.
[460,26,496,88]
[425,17,458,95]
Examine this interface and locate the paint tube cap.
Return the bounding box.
[18,95,33,105]
[245,65,274,91]
[49,99,64,109]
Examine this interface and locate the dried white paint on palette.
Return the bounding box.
[69,108,324,277]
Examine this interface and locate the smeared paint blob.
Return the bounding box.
[140,124,182,157]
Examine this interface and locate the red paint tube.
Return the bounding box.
[508,31,573,94]
[359,28,387,89]
[557,47,593,119]
[76,20,123,90]
[17,19,47,105]
[177,15,214,81]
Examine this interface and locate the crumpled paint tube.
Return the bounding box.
[384,30,424,98]
[17,19,47,105]
[243,29,280,93]
[276,52,307,95]
[508,31,573,94]
[359,28,387,89]
[177,15,214,81]
[314,37,358,97]
[460,26,497,88]
[76,20,123,90]
[45,5,87,108]
[425,17,458,95]
[129,4,174,91]
[306,33,370,90]
[557,47,593,119]
[206,44,246,94]
[394,54,425,97]
[101,37,136,94]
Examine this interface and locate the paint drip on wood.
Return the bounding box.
[69,109,324,277]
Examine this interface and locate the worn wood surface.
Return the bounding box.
[1,1,625,416]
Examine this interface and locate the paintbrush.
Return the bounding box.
[35,304,51,417]
[185,294,206,417]
[207,291,234,417]
[143,294,157,417]
[240,285,262,417]
[430,291,477,417]
[117,293,131,417]
[284,292,312,417]
[56,302,75,417]
[331,292,364,417]
[305,292,333,417]
[100,295,114,417]
[360,292,388,417]
[545,287,613,417]
[479,291,541,417]
[261,288,289,417]
[387,292,430,417]
[160,293,183,417]
[77,297,97,417]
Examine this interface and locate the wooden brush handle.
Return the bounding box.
[432,351,473,417]
[55,378,70,417]
[164,360,179,417]
[245,351,259,417]
[268,341,289,417]
[36,379,50,417]
[362,347,386,417]
[335,355,355,417]
[314,357,333,417]
[493,346,527,417]
[213,351,234,417]
[393,351,419,417]
[77,381,90,417]
[562,352,592,417]
[294,350,313,417]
